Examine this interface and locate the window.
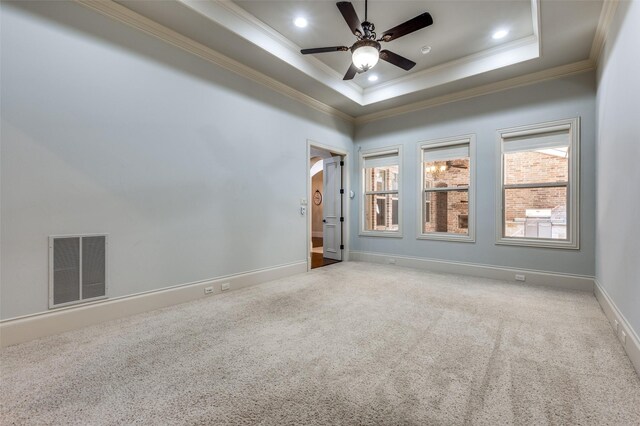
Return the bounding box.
[418,135,475,242]
[360,146,402,237]
[497,118,580,249]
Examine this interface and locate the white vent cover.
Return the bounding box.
[49,235,107,308]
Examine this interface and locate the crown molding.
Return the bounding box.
[207,0,363,96]
[589,0,619,67]
[74,0,355,123]
[363,35,540,105]
[354,59,595,125]
[368,35,536,95]
[73,1,600,128]
[362,0,542,104]
[188,0,542,107]
[180,0,363,103]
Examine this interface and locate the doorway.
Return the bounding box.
[309,145,344,269]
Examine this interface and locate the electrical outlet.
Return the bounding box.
[515,274,526,282]
[388,258,396,265]
[204,286,214,295]
[621,330,627,345]
[221,282,231,291]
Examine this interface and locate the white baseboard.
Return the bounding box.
[0,261,307,348]
[312,231,323,238]
[594,280,640,377]
[349,251,594,292]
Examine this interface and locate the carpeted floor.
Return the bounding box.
[2,262,640,425]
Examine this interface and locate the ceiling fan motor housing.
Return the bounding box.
[351,39,381,53]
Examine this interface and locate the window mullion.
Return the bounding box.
[503,182,568,189]
[424,186,469,193]
[365,190,398,196]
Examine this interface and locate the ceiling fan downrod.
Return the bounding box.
[361,0,376,40]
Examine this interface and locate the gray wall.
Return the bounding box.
[352,72,597,276]
[0,1,608,323]
[0,2,353,319]
[596,0,640,336]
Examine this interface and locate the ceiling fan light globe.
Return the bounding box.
[352,46,379,71]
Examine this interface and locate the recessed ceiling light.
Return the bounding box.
[421,45,432,55]
[492,29,509,40]
[294,17,308,28]
[368,74,379,82]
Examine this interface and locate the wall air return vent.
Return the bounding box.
[49,235,107,308]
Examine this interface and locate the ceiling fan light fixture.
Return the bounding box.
[351,40,380,71]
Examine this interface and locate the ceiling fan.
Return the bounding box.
[300,0,433,80]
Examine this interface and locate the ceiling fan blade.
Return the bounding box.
[380,12,433,42]
[379,50,416,71]
[301,46,350,54]
[337,2,363,38]
[343,63,360,80]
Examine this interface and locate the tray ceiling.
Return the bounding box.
[235,0,535,88]
[114,0,604,118]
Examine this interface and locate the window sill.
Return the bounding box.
[495,236,579,250]
[359,231,403,238]
[417,233,475,243]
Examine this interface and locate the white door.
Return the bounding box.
[323,156,342,261]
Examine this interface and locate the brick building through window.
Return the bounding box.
[361,147,401,235]
[503,149,568,239]
[421,140,472,239]
[424,159,470,234]
[497,118,579,249]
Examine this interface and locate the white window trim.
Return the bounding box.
[359,145,403,238]
[416,135,476,242]
[496,117,580,249]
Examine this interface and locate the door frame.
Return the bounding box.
[306,140,349,271]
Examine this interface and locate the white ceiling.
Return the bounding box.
[115,0,604,118]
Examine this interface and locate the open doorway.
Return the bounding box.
[309,145,344,269]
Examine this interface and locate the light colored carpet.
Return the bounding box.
[2,261,640,425]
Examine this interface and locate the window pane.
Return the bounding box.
[504,187,567,240]
[365,194,399,231]
[365,165,398,192]
[423,190,469,235]
[504,148,568,185]
[424,158,469,189]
